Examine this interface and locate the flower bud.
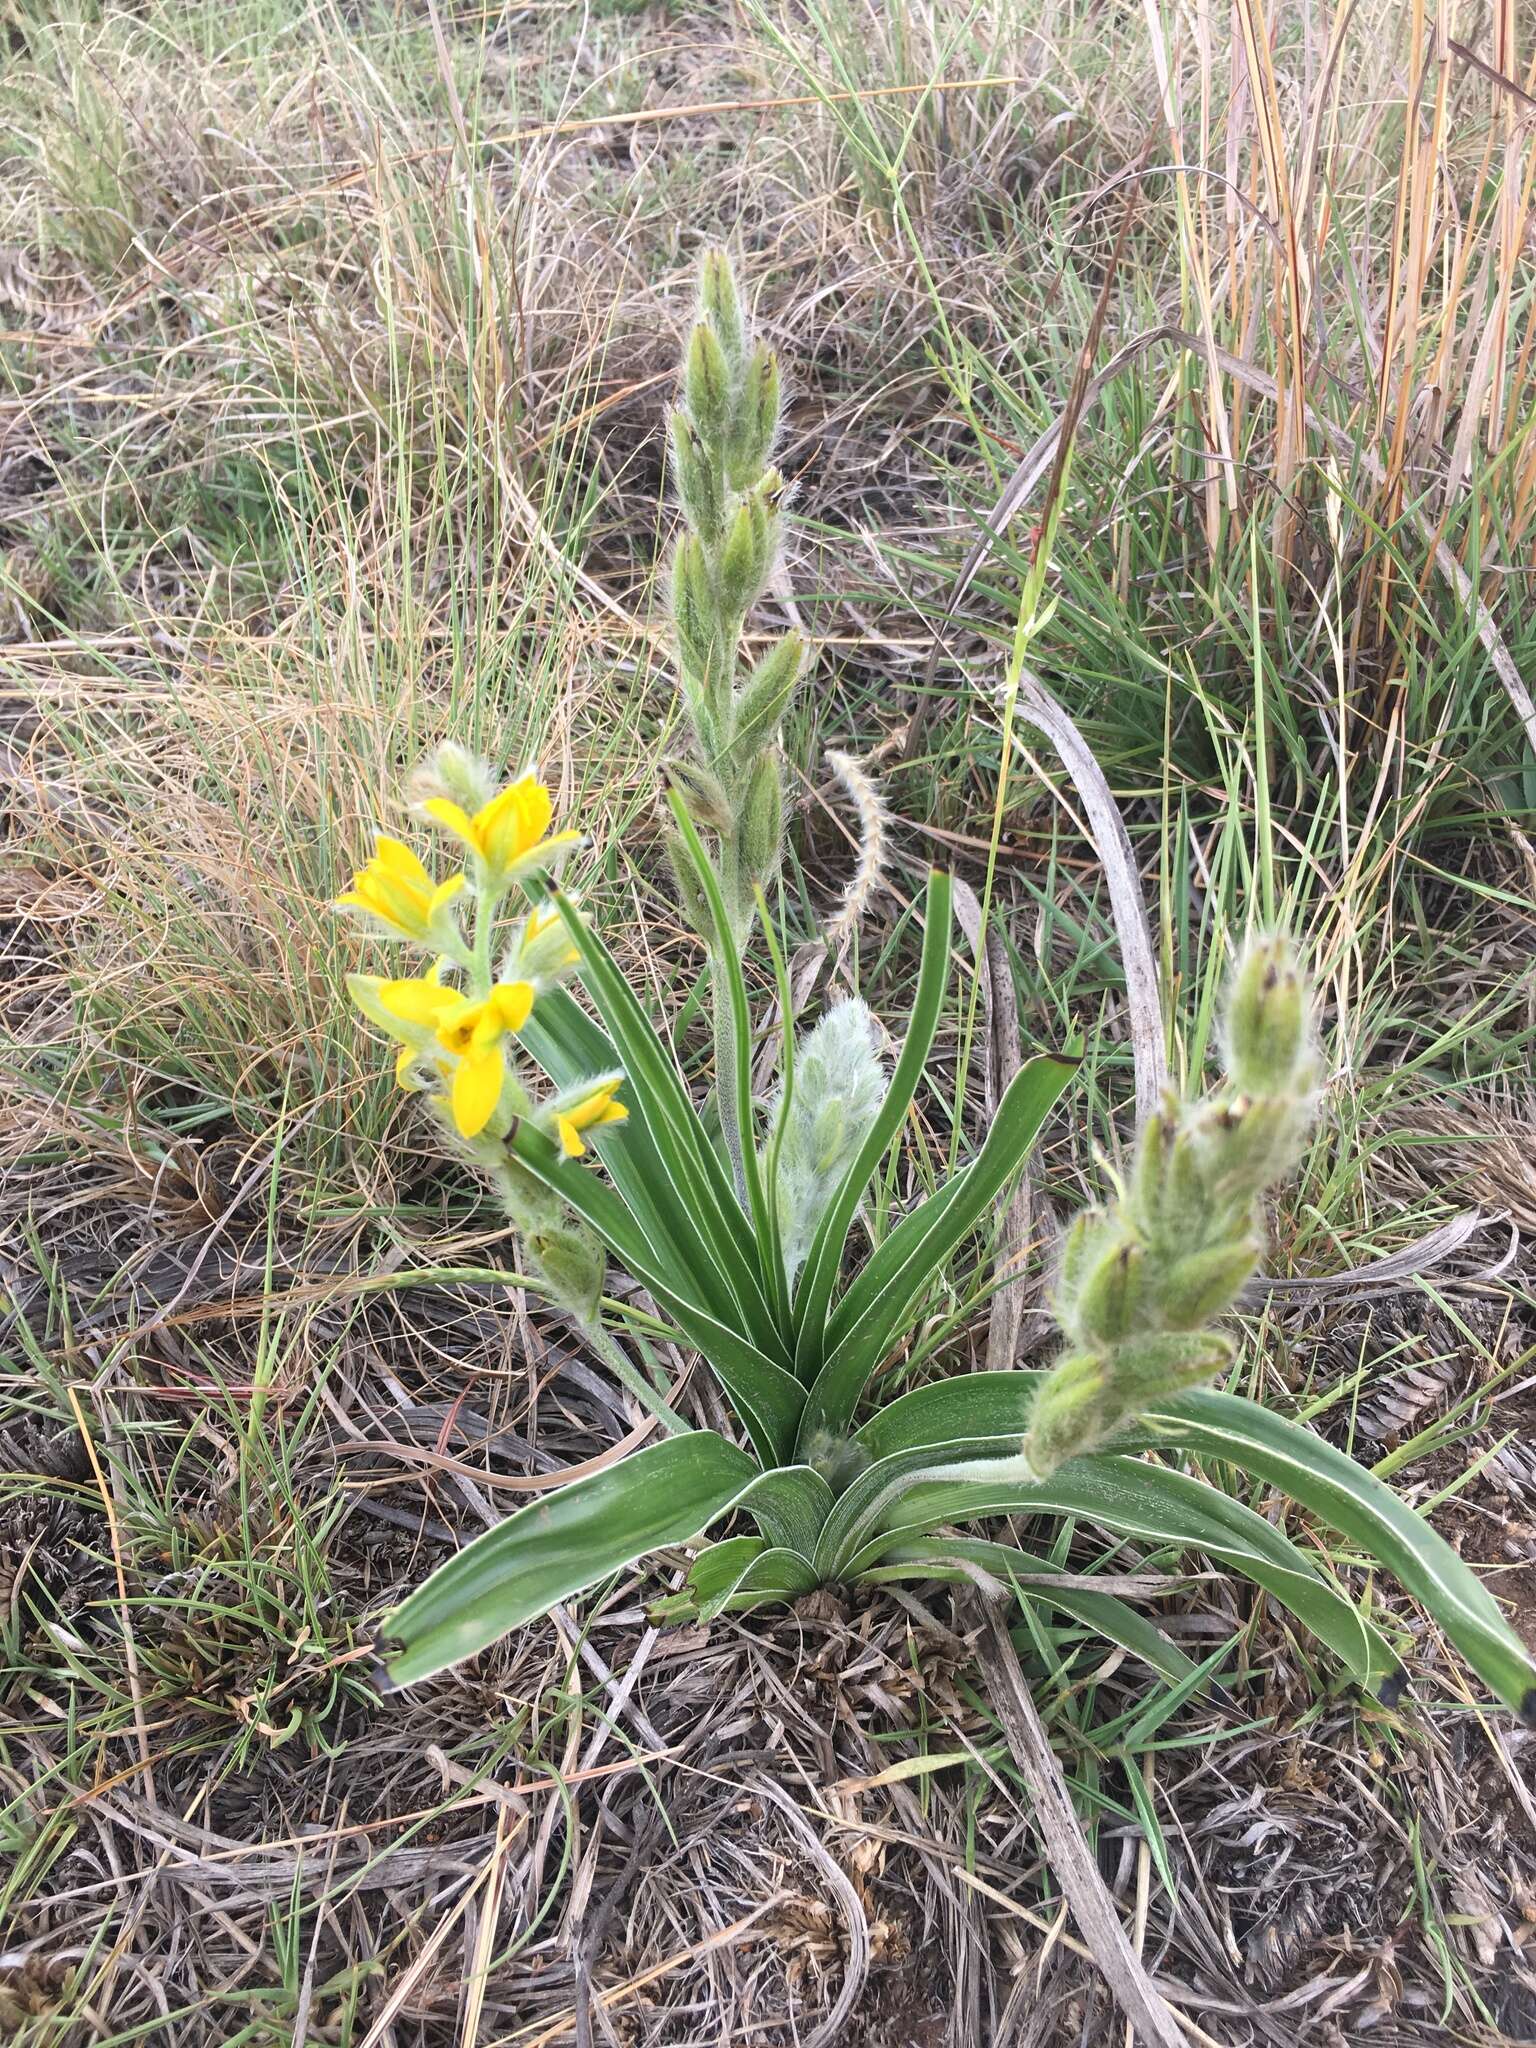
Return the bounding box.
[1065,1230,1147,1348]
[530,1222,606,1326]
[726,343,780,489]
[1022,1352,1108,1477]
[664,756,735,834]
[670,411,726,544]
[1110,1329,1233,1403]
[1224,935,1313,1100]
[1188,1094,1302,1202]
[408,741,496,814]
[729,632,803,760]
[717,491,777,618]
[671,535,719,694]
[685,323,732,445]
[1148,1237,1259,1328]
[739,751,783,884]
[665,828,713,935]
[699,248,746,369]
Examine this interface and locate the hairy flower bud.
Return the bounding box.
[671,535,719,697]
[408,740,496,815]
[739,750,783,884]
[664,828,712,935]
[726,343,780,490]
[664,756,735,835]
[529,1222,606,1326]
[1031,935,1320,1472]
[1148,1238,1260,1329]
[699,247,746,369]
[729,632,803,763]
[1224,934,1315,1101]
[685,323,732,445]
[1069,1232,1149,1347]
[670,410,726,544]
[768,1000,888,1283]
[717,493,777,619]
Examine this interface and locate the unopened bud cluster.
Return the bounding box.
[665,250,803,939]
[765,1000,888,1285]
[1024,936,1321,1477]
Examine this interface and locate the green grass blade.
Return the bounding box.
[861,1534,1202,1688]
[792,869,953,1374]
[376,1432,759,1686]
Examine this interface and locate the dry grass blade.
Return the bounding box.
[968,1595,1189,2048]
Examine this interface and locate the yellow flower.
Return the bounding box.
[335,836,465,942]
[361,972,536,1138]
[422,772,580,884]
[433,981,535,1138]
[555,1078,628,1158]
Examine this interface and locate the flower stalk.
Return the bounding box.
[664,250,805,1187]
[1024,934,1321,1476]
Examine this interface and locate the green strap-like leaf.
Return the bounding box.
[832,1449,1397,1691]
[548,887,783,1352]
[860,1533,1201,1688]
[797,1054,1078,1447]
[792,871,953,1376]
[519,987,744,1327]
[376,1432,760,1686]
[851,1369,1046,1462]
[670,1536,820,1621]
[508,1121,803,1464]
[666,795,791,1331]
[1136,1389,1536,1722]
[730,1464,834,1556]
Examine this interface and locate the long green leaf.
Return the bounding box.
[792,871,953,1374]
[666,795,790,1330]
[519,986,743,1327]
[730,1464,834,1556]
[797,1053,1078,1446]
[376,1432,759,1686]
[508,1122,804,1462]
[666,1536,820,1621]
[1136,1389,1536,1722]
[832,1450,1397,1691]
[851,1369,1045,1462]
[548,887,783,1353]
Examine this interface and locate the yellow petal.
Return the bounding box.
[506,827,581,874]
[374,836,432,888]
[452,1043,505,1137]
[422,796,481,853]
[487,980,535,1033]
[596,1100,628,1130]
[556,1114,586,1158]
[379,976,460,1026]
[480,778,554,871]
[426,874,467,919]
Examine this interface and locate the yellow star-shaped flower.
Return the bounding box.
[422,773,580,886]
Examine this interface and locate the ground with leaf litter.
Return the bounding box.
[4,0,1536,2040]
